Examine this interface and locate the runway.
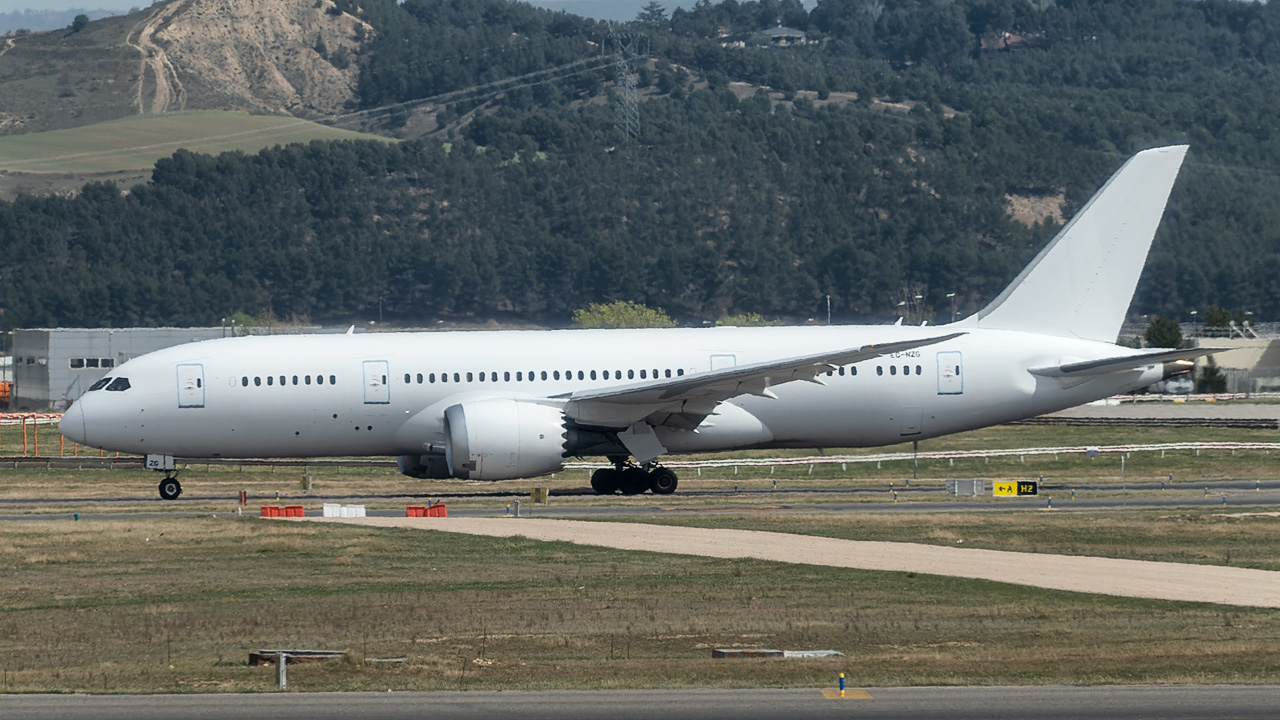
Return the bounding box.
[2,686,1276,720]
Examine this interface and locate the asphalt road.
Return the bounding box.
[1,686,1276,720]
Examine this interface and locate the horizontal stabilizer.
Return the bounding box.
[1029,347,1227,377]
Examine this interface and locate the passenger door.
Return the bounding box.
[937,351,963,395]
[363,360,390,404]
[177,363,205,408]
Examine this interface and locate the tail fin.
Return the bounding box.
[957,145,1189,343]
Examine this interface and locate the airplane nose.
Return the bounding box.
[60,401,88,446]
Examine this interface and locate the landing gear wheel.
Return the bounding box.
[620,467,650,495]
[590,468,621,495]
[649,467,678,495]
[158,477,182,501]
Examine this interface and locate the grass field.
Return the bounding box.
[3,419,1280,692]
[0,111,391,174]
[1,514,1279,694]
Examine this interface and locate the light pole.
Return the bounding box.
[946,292,956,323]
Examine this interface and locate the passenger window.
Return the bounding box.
[541,371,548,381]
[466,372,474,382]
[826,370,833,377]
[851,366,858,376]
[628,369,635,380]
[417,373,424,383]
[317,375,324,385]
[479,372,486,383]
[267,376,274,386]
[330,375,336,384]
[665,369,672,378]
[441,373,448,384]
[504,371,510,382]
[516,372,523,381]
[404,373,411,384]
[916,365,922,375]
[577,370,584,380]
[279,376,285,386]
[677,369,684,376]
[254,376,262,386]
[876,366,883,376]
[89,377,112,391]
[305,376,312,385]
[603,370,610,380]
[554,371,561,380]
[902,365,908,375]
[590,370,597,380]
[453,373,460,383]
[293,376,298,385]
[640,369,647,379]
[429,373,436,383]
[490,372,497,382]
[838,367,845,376]
[243,376,250,387]
[106,377,131,392]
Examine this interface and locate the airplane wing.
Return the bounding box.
[560,333,964,436]
[1028,347,1228,377]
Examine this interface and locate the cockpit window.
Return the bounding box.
[106,377,131,392]
[88,377,113,391]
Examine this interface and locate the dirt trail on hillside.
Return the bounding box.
[126,0,188,114]
[309,516,1280,609]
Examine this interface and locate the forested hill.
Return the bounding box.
[3,0,1280,333]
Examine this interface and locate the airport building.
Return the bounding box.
[11,327,234,410]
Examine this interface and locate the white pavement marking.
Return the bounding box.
[304,517,1280,608]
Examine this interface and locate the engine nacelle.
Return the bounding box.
[444,400,567,480]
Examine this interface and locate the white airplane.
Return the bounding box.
[61,145,1211,500]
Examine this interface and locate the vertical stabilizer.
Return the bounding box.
[957,145,1188,343]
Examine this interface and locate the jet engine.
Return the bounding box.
[444,400,568,480]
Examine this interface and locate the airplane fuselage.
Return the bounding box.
[60,325,1162,462]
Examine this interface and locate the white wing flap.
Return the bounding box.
[562,332,963,429]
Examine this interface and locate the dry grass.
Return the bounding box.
[0,516,1279,693]
[0,112,390,174]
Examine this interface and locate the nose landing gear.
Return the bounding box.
[147,454,182,500]
[158,474,183,501]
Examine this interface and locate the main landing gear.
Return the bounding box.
[158,474,183,501]
[590,457,678,496]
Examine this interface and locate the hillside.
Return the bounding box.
[1,0,1280,332]
[0,0,369,136]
